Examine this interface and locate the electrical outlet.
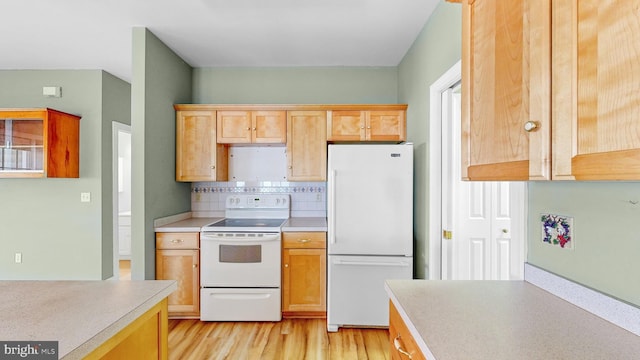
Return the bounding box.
[15,253,22,263]
[81,192,91,202]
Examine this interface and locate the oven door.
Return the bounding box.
[200,232,281,287]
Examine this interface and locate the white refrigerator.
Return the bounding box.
[327,143,413,332]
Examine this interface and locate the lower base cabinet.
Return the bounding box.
[282,232,327,318]
[85,298,169,360]
[389,301,426,360]
[155,232,200,319]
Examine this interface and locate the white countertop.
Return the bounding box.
[281,217,327,232]
[385,280,640,360]
[0,280,177,359]
[154,217,221,232]
[154,216,327,232]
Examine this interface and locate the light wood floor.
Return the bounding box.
[119,260,131,280]
[168,319,390,360]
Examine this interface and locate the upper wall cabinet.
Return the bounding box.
[327,108,406,142]
[217,110,287,144]
[0,108,80,178]
[175,110,228,182]
[287,111,327,181]
[461,0,640,181]
[552,0,640,180]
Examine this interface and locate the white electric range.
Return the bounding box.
[199,194,289,321]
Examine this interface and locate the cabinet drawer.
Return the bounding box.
[282,232,326,249]
[156,232,199,249]
[389,301,426,360]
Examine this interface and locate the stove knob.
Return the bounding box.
[276,198,281,204]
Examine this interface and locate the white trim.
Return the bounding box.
[428,60,461,280]
[525,263,640,336]
[112,121,131,280]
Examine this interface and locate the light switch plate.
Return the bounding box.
[81,192,91,202]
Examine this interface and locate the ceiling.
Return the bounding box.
[0,0,440,82]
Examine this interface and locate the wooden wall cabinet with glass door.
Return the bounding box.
[286,111,327,181]
[461,0,640,181]
[175,109,228,182]
[155,232,200,319]
[0,108,80,178]
[327,107,407,142]
[282,232,327,318]
[217,110,287,144]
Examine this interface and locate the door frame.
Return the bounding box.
[428,61,527,280]
[112,121,131,280]
[428,61,462,280]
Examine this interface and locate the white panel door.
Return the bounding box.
[441,87,525,280]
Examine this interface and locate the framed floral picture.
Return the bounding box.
[541,213,574,249]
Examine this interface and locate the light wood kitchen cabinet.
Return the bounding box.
[175,110,228,182]
[0,108,80,178]
[461,0,640,180]
[155,232,200,319]
[286,111,327,181]
[389,301,426,360]
[327,109,406,142]
[217,110,287,144]
[282,232,326,317]
[552,0,640,180]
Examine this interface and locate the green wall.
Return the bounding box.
[131,28,193,279]
[0,70,130,280]
[397,2,462,278]
[528,182,640,305]
[193,67,398,104]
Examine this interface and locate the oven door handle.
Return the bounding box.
[207,292,273,300]
[200,235,281,242]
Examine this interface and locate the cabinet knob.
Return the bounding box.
[299,239,310,243]
[211,165,215,169]
[246,127,251,131]
[524,121,539,132]
[288,166,293,169]
[284,264,289,268]
[193,264,198,268]
[253,127,257,131]
[367,126,371,129]
[170,239,184,244]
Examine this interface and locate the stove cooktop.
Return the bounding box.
[204,218,286,229]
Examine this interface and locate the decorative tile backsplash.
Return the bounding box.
[191,181,326,218]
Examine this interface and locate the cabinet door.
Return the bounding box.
[287,111,327,181]
[553,0,640,180]
[216,110,252,143]
[176,111,227,182]
[252,111,287,143]
[327,110,365,141]
[389,302,426,360]
[462,0,551,180]
[155,249,199,317]
[367,110,406,141]
[282,248,326,314]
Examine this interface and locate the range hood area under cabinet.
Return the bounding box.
[0,108,81,178]
[174,104,407,183]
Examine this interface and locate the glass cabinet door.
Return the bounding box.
[0,118,44,172]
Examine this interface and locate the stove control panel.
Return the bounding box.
[225,194,290,209]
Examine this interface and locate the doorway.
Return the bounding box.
[112,122,132,280]
[428,61,526,280]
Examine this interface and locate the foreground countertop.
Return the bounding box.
[0,280,177,359]
[154,216,327,232]
[385,280,640,360]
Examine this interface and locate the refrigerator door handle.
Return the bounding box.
[333,259,411,267]
[328,169,336,244]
